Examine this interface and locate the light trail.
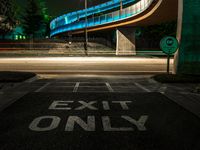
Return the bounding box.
[0,57,174,74]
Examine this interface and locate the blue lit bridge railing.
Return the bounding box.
[50,0,137,30]
[50,0,154,37]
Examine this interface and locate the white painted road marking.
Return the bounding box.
[158,86,167,94]
[134,82,151,92]
[102,116,133,131]
[106,82,114,92]
[35,82,50,92]
[65,116,95,131]
[122,115,148,131]
[49,101,73,110]
[75,101,98,110]
[48,101,133,110]
[29,115,148,132]
[29,116,61,132]
[73,82,80,92]
[102,101,110,110]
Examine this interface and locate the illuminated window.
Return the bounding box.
[15,35,19,40]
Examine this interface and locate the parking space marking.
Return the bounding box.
[73,82,80,92]
[106,82,114,92]
[158,86,167,94]
[134,82,151,92]
[35,83,51,92]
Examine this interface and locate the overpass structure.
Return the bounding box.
[50,0,178,55]
[50,0,200,74]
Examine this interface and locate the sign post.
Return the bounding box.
[160,36,179,74]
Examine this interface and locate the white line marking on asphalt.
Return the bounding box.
[106,82,114,92]
[73,82,80,92]
[134,82,151,92]
[158,86,167,94]
[24,76,38,83]
[35,82,50,92]
[148,78,158,84]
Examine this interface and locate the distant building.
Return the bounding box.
[0,26,26,40]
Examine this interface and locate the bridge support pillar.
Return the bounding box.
[174,0,200,74]
[116,28,136,55]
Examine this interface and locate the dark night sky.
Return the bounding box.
[17,0,109,17]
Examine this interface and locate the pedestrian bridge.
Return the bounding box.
[50,0,178,55]
[50,0,177,37]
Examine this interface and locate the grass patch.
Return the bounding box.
[153,74,200,83]
[0,71,36,83]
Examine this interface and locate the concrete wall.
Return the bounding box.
[174,0,200,74]
[116,28,136,55]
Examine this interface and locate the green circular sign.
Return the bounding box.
[160,36,179,54]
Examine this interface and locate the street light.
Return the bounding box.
[84,0,88,55]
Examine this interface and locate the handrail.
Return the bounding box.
[50,0,154,37]
[50,0,138,30]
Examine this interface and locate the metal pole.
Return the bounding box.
[84,0,88,55]
[167,54,170,74]
[120,0,123,16]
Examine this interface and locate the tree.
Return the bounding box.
[142,21,177,39]
[38,0,48,21]
[136,21,177,49]
[22,0,44,38]
[0,0,17,37]
[38,0,51,37]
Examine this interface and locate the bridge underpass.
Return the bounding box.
[51,0,178,56]
[51,0,200,74]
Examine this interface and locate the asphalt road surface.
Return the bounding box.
[0,92,200,150]
[0,57,173,74]
[0,75,200,150]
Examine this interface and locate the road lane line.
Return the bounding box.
[73,82,80,92]
[35,83,50,92]
[106,82,114,92]
[134,82,151,92]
